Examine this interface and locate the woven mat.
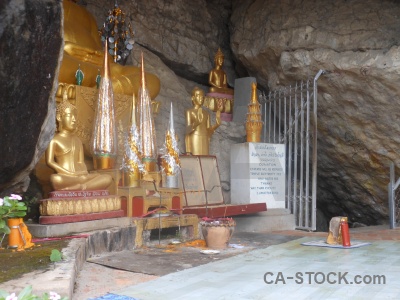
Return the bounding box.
[301,240,371,249]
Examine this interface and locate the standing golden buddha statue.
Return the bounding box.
[59,0,160,99]
[185,87,221,155]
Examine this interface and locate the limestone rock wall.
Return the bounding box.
[85,0,236,87]
[0,0,63,194]
[230,0,400,225]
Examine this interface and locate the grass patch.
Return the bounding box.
[0,238,69,283]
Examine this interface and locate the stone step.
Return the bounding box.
[233,208,296,232]
[27,217,133,238]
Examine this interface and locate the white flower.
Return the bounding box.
[49,291,61,300]
[9,194,22,200]
[6,293,18,300]
[0,198,3,206]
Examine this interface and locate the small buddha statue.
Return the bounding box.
[208,48,233,95]
[59,1,160,99]
[185,87,221,155]
[45,91,112,191]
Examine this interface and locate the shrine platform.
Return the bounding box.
[27,208,295,239]
[27,214,201,245]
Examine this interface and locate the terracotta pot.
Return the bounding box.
[7,218,24,249]
[201,219,235,250]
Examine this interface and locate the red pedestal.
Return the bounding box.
[131,196,182,217]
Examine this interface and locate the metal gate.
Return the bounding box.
[260,70,324,230]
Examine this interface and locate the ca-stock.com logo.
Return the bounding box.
[264,272,386,285]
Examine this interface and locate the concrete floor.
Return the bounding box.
[3,219,400,300]
[92,227,400,300]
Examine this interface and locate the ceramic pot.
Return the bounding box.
[201,219,235,250]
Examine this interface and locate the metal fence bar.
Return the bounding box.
[273,91,277,143]
[263,93,267,143]
[299,81,305,227]
[287,86,293,212]
[311,70,324,230]
[284,90,288,207]
[388,163,395,229]
[269,91,272,142]
[305,79,311,228]
[388,162,400,229]
[278,90,282,143]
[293,82,299,222]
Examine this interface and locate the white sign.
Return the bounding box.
[231,143,286,208]
[248,143,285,205]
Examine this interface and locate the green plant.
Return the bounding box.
[50,249,63,262]
[0,194,27,234]
[0,285,68,300]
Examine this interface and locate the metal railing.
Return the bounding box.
[388,162,400,229]
[260,70,324,231]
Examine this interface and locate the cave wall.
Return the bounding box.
[230,0,400,225]
[0,0,63,194]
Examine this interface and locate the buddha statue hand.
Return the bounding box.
[64,42,103,66]
[216,110,221,126]
[197,108,204,125]
[208,111,221,136]
[59,168,88,177]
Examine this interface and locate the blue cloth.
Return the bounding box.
[88,294,139,300]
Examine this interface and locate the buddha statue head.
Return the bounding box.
[191,86,206,107]
[214,48,225,67]
[56,92,77,133]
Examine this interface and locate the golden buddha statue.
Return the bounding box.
[208,48,233,95]
[45,91,112,191]
[185,87,221,155]
[59,1,160,99]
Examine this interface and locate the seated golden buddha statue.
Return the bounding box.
[59,0,160,99]
[46,91,112,191]
[185,87,221,155]
[208,48,233,95]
